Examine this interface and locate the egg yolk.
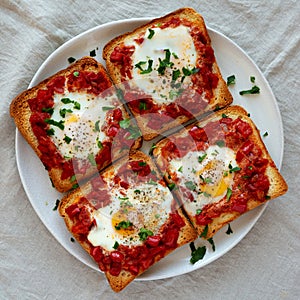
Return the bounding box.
[112,207,144,236]
[197,159,233,197]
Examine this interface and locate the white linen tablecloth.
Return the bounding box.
[1,1,299,299]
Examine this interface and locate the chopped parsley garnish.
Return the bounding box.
[138,161,147,167]
[200,175,213,184]
[222,113,228,118]
[147,28,155,39]
[203,191,211,198]
[67,57,76,64]
[42,107,54,115]
[73,71,79,77]
[250,76,256,83]
[89,49,96,57]
[229,165,241,173]
[178,166,183,173]
[70,175,76,182]
[139,101,147,110]
[215,140,225,147]
[46,128,55,136]
[207,237,216,252]
[61,97,73,104]
[97,139,103,149]
[119,118,130,129]
[157,49,174,75]
[138,228,154,241]
[196,209,202,215]
[70,237,75,243]
[87,153,97,166]
[63,135,72,144]
[115,220,133,230]
[200,225,209,238]
[190,243,206,264]
[59,108,73,118]
[172,52,179,59]
[135,61,147,70]
[198,153,207,163]
[52,199,60,211]
[226,187,232,201]
[113,241,119,249]
[263,131,269,137]
[226,224,233,235]
[73,101,81,110]
[44,119,65,130]
[239,85,260,95]
[265,195,271,200]
[135,59,153,74]
[102,106,115,111]
[182,66,199,76]
[134,189,141,194]
[184,181,197,191]
[172,69,181,81]
[226,74,236,86]
[168,183,176,191]
[94,120,100,132]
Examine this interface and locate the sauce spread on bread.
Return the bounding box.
[28,70,138,181]
[159,115,270,226]
[64,159,186,277]
[109,17,219,130]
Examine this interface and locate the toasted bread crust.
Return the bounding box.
[103,7,233,140]
[153,105,288,238]
[10,57,142,192]
[59,150,197,292]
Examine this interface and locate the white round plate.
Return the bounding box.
[15,18,284,281]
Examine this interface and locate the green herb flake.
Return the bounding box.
[196,209,202,215]
[52,199,60,211]
[115,220,133,230]
[89,49,96,57]
[263,131,269,137]
[226,223,233,235]
[87,153,97,166]
[138,228,153,241]
[229,166,241,173]
[59,108,73,118]
[226,187,232,201]
[73,101,81,110]
[135,61,147,71]
[63,135,72,144]
[94,120,100,132]
[46,128,55,136]
[148,143,156,155]
[222,113,228,118]
[250,76,256,83]
[70,237,75,243]
[239,85,260,95]
[190,245,206,264]
[198,153,207,163]
[178,166,183,173]
[172,52,179,59]
[200,224,209,238]
[157,49,174,75]
[147,179,157,186]
[138,161,147,167]
[134,189,141,194]
[73,71,79,77]
[139,101,147,110]
[155,214,160,219]
[61,97,73,104]
[184,181,197,191]
[102,106,115,111]
[226,75,236,86]
[147,28,155,39]
[168,183,176,191]
[70,175,76,182]
[215,140,225,147]
[42,107,54,115]
[44,119,65,130]
[119,118,130,129]
[67,57,76,64]
[97,139,103,149]
[113,241,119,249]
[172,69,181,81]
[140,59,153,74]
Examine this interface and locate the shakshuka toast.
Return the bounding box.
[153,106,288,238]
[59,150,197,292]
[103,7,233,140]
[10,57,142,192]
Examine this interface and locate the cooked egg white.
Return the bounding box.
[169,145,238,214]
[87,181,173,251]
[125,25,197,104]
[49,91,116,160]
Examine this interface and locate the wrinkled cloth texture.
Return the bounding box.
[1,0,299,299]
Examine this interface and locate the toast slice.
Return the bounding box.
[153,105,288,238]
[10,57,142,192]
[59,150,197,292]
[103,8,233,140]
